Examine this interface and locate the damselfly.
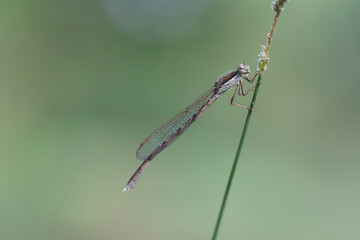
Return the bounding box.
[123,63,259,191]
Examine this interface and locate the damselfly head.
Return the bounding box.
[238,64,250,76]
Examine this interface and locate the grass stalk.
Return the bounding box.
[211,1,288,239]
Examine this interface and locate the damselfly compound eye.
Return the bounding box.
[237,64,250,76]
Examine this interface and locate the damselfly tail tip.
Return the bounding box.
[123,159,150,192]
[123,179,136,192]
[122,179,137,192]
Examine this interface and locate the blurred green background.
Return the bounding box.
[1,0,360,239]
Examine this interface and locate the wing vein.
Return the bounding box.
[136,86,216,161]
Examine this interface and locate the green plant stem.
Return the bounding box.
[211,0,287,238]
[211,73,263,240]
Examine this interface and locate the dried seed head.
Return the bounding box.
[272,0,288,13]
[258,45,269,71]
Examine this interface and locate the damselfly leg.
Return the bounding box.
[230,84,251,109]
[242,70,260,83]
[230,70,260,109]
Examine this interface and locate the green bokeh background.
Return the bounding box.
[1,0,360,239]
